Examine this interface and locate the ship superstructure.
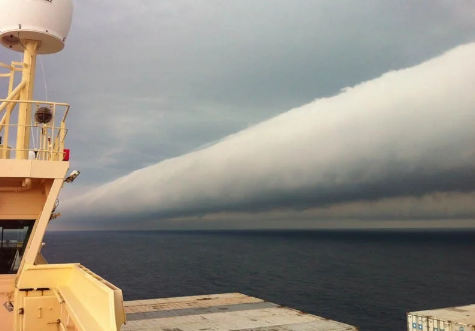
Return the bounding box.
[0,0,125,330]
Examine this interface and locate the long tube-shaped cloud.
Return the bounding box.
[62,43,475,223]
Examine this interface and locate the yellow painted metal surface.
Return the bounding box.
[0,160,69,178]
[0,145,11,159]
[13,264,126,331]
[0,6,127,331]
[34,253,47,265]
[0,274,15,291]
[0,292,14,331]
[0,189,52,219]
[0,58,70,161]
[0,99,70,161]
[21,178,63,266]
[15,40,38,160]
[22,296,60,330]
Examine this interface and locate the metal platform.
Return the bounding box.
[123,293,357,331]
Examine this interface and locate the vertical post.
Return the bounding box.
[16,40,39,159]
[3,68,15,159]
[2,102,14,159]
[7,62,14,95]
[59,121,66,160]
[19,178,63,268]
[1,65,16,159]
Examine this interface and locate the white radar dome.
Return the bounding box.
[0,0,73,54]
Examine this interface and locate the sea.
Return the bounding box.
[43,229,475,331]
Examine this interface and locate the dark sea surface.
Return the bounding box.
[43,229,475,331]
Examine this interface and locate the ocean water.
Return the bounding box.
[43,229,475,331]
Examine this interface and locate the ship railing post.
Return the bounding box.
[16,40,39,160]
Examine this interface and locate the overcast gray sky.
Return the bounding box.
[2,0,474,230]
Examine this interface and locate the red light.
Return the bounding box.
[63,148,70,161]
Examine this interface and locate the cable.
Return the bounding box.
[18,33,48,101]
[39,56,48,101]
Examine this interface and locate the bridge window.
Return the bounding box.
[0,220,35,274]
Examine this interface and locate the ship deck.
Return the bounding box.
[0,292,13,331]
[123,293,356,331]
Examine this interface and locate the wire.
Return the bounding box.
[39,56,48,101]
[17,32,27,54]
[18,33,48,101]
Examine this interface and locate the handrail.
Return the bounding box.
[0,99,70,161]
[0,80,26,115]
[0,61,23,76]
[1,99,70,107]
[0,62,13,78]
[0,60,71,161]
[0,99,70,123]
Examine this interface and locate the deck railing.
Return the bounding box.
[0,61,70,161]
[0,99,70,161]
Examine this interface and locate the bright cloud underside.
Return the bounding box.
[61,43,475,226]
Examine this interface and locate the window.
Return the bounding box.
[0,220,35,274]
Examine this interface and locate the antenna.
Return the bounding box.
[0,0,73,159]
[0,0,73,54]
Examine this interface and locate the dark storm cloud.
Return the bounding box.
[2,1,475,229]
[60,43,475,224]
[5,0,471,194]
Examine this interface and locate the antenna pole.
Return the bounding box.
[15,40,39,160]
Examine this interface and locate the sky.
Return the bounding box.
[1,0,475,230]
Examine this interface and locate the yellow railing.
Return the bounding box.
[0,60,70,161]
[0,61,23,79]
[0,100,70,161]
